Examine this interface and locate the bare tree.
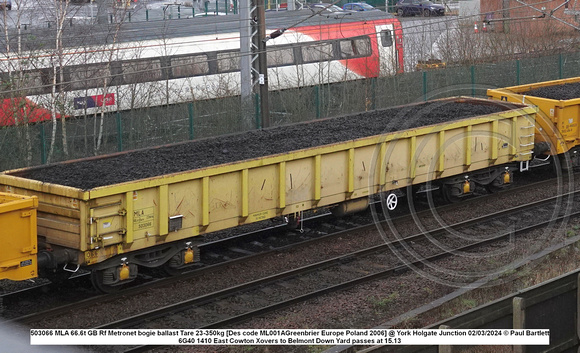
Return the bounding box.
[0,0,35,165]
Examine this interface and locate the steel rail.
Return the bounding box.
[3,177,563,326]
[103,187,576,330]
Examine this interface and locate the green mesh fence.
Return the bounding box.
[474,61,518,91]
[562,52,580,79]
[269,86,318,125]
[520,55,562,84]
[425,66,473,99]
[376,71,424,108]
[3,51,580,171]
[0,124,42,171]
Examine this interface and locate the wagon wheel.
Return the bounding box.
[485,182,506,194]
[441,184,460,203]
[423,9,431,16]
[166,262,204,277]
[90,269,122,294]
[163,261,197,277]
[162,263,182,277]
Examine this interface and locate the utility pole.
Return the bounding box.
[239,0,254,127]
[240,0,270,128]
[502,0,510,33]
[95,0,109,24]
[253,0,270,128]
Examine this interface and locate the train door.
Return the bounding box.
[88,198,126,251]
[375,24,398,75]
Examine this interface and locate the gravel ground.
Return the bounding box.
[524,81,580,100]
[176,228,578,353]
[12,100,510,190]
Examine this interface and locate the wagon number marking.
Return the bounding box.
[134,207,155,230]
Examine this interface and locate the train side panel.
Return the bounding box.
[488,77,580,155]
[0,192,38,281]
[0,99,537,269]
[0,14,403,123]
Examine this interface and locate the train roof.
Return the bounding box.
[0,10,396,52]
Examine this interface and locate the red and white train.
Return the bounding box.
[0,10,403,126]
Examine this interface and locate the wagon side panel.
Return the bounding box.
[0,192,38,281]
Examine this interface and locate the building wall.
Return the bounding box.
[480,0,578,35]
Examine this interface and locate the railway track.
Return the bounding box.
[0,179,443,318]
[0,173,570,330]
[1,209,371,321]
[80,182,574,352]
[0,166,555,303]
[3,177,570,342]
[105,188,575,327]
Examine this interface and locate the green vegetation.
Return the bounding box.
[370,292,400,309]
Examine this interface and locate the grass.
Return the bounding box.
[306,346,330,353]
[370,292,399,309]
[459,298,477,310]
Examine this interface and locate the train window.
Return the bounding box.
[171,55,209,78]
[0,73,9,87]
[267,47,294,67]
[339,37,372,59]
[122,59,162,84]
[17,70,46,95]
[380,29,393,47]
[69,64,110,90]
[301,42,333,63]
[217,52,239,73]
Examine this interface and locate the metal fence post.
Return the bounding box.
[513,296,526,353]
[188,103,195,140]
[422,71,427,101]
[116,112,123,152]
[471,65,475,97]
[371,77,376,110]
[516,60,521,85]
[559,53,564,79]
[577,274,580,341]
[254,93,261,129]
[39,123,47,164]
[438,325,454,353]
[314,86,321,119]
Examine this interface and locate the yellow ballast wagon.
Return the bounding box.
[0,97,536,291]
[488,77,580,166]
